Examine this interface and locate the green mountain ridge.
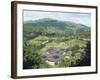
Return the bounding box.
[24,18,89,27]
[23,18,90,41]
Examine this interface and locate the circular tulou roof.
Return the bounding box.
[42,48,65,62]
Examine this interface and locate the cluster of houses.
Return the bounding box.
[41,47,72,66]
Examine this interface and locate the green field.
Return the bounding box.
[23,18,91,69]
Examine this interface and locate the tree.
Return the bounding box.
[23,43,51,69]
[75,41,91,66]
[23,44,43,69]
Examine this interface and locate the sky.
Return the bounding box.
[23,10,91,26]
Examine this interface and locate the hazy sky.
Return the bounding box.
[23,10,91,26]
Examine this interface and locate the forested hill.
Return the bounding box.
[23,18,90,40]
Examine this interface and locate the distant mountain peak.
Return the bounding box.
[34,18,59,22]
[24,18,89,29]
[40,18,55,20]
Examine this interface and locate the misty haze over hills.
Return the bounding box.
[24,10,91,26]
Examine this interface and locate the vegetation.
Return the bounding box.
[23,18,91,69]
